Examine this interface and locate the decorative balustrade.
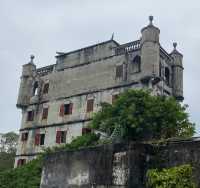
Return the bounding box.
[115,40,141,55]
[160,46,172,60]
[37,65,54,76]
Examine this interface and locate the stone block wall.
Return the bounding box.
[40,139,200,188]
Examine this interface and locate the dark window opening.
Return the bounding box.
[59,103,73,116]
[27,110,34,121]
[40,134,45,145]
[64,103,73,115]
[116,65,123,78]
[43,83,49,94]
[112,94,119,104]
[165,67,170,86]
[42,107,49,120]
[87,99,94,112]
[35,133,45,146]
[82,127,92,135]
[17,159,26,167]
[56,131,67,144]
[21,132,28,141]
[131,55,141,73]
[33,82,38,96]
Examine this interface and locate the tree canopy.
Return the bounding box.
[0,132,19,172]
[90,89,195,141]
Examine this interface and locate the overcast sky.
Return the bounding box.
[0,0,199,135]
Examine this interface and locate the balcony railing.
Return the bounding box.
[115,40,141,55]
[37,65,54,76]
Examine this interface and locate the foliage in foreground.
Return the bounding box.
[0,157,42,188]
[43,133,99,154]
[0,132,19,172]
[147,164,197,188]
[0,152,16,172]
[0,133,99,188]
[91,89,195,141]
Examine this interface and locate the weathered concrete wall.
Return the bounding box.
[40,139,200,188]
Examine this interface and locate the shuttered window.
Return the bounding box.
[64,103,73,115]
[35,133,45,146]
[56,131,67,144]
[87,99,94,112]
[27,110,34,121]
[42,107,49,120]
[59,104,64,116]
[59,103,73,116]
[116,65,123,78]
[34,133,40,145]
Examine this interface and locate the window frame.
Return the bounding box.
[27,110,34,122]
[42,107,49,120]
[86,99,94,113]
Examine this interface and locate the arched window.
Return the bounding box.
[33,82,38,96]
[165,67,170,86]
[131,55,141,73]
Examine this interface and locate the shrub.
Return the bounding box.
[147,164,197,188]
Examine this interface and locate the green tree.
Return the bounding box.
[0,132,19,172]
[0,132,19,153]
[91,89,195,141]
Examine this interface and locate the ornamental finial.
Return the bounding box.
[30,55,35,63]
[149,15,154,25]
[173,42,177,50]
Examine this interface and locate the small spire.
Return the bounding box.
[173,42,177,50]
[149,15,154,25]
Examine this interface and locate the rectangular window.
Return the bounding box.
[56,131,67,144]
[43,83,49,94]
[40,134,45,145]
[42,107,49,120]
[59,103,73,116]
[35,133,45,146]
[87,99,94,112]
[17,159,26,167]
[116,65,123,78]
[27,111,34,121]
[82,128,92,135]
[21,132,29,142]
[64,103,73,115]
[112,94,119,104]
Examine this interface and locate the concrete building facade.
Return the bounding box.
[15,16,184,167]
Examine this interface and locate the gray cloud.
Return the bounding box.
[0,0,199,134]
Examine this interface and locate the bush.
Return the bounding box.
[0,157,42,188]
[43,133,99,155]
[147,164,197,188]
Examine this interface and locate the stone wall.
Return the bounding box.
[40,139,200,188]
